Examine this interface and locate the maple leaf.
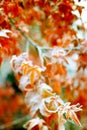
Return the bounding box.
[20,63,43,86]
[61,102,82,127]
[0,29,11,38]
[23,117,46,130]
[10,53,29,74]
[24,83,53,117]
[39,95,64,118]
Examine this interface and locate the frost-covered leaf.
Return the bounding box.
[24,83,54,117]
[63,103,82,127]
[23,117,45,130]
[39,95,64,117]
[25,89,42,117]
[0,29,12,38]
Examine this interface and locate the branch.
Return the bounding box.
[0,115,30,130]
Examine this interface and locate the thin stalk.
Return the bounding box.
[9,18,45,66]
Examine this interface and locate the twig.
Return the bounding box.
[0,115,30,130]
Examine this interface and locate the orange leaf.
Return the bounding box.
[30,71,35,85]
[57,63,66,75]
